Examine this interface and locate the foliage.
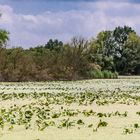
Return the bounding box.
[0,25,139,81]
[87,69,118,79]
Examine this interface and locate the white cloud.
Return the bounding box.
[0,1,140,48]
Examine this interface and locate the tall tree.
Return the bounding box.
[118,32,140,74]
[0,29,9,48]
[44,39,63,52]
[89,31,115,71]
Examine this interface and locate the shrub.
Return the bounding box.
[87,70,104,79]
[87,70,118,79]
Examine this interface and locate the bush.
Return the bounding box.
[87,70,104,79]
[103,70,112,78]
[87,70,118,79]
[102,70,118,79]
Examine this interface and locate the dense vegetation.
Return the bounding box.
[0,26,140,81]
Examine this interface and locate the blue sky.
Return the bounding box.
[1,0,140,14]
[0,0,140,48]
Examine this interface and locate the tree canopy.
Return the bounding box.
[0,26,140,81]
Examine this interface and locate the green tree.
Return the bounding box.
[118,33,140,74]
[44,39,63,52]
[0,29,9,80]
[89,31,115,71]
[0,29,9,47]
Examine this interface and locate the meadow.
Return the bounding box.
[0,77,140,140]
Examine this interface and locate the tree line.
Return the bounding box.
[0,26,140,81]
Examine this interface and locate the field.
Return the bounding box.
[0,77,140,140]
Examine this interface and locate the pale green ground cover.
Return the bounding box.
[0,77,140,140]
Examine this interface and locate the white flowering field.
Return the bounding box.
[0,77,140,140]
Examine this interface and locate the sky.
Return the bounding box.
[0,0,140,48]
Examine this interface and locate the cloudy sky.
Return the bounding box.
[0,0,140,48]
